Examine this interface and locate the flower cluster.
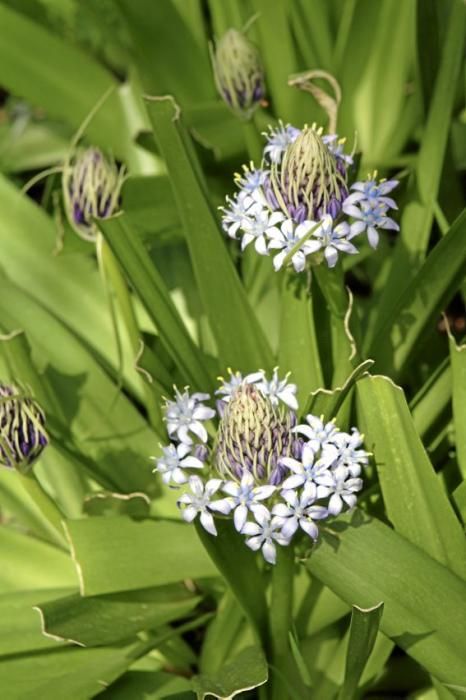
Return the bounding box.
[221,122,399,272]
[153,370,369,564]
[0,383,48,473]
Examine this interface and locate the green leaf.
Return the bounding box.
[0,281,161,493]
[368,209,466,376]
[0,174,140,397]
[0,638,148,700]
[195,519,269,650]
[64,517,218,595]
[0,4,150,167]
[0,527,77,594]
[98,670,192,699]
[192,645,268,699]
[0,588,74,655]
[36,585,200,647]
[367,2,465,347]
[448,331,466,478]
[145,96,274,374]
[308,511,466,685]
[278,274,324,403]
[339,603,384,700]
[304,360,373,420]
[115,0,215,104]
[356,375,466,579]
[98,215,212,390]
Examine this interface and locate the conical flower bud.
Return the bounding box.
[268,125,348,222]
[63,147,125,241]
[0,384,48,473]
[211,29,265,119]
[214,383,299,485]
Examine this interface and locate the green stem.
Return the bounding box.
[269,544,295,700]
[242,116,263,164]
[99,237,164,433]
[18,472,67,549]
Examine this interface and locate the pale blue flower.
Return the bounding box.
[280,442,334,491]
[322,428,369,477]
[242,508,289,564]
[236,166,269,194]
[326,465,363,515]
[345,199,399,249]
[267,218,315,272]
[257,368,298,411]
[165,388,216,445]
[177,476,223,535]
[306,215,358,268]
[293,415,338,451]
[241,204,285,255]
[220,190,255,239]
[214,472,276,531]
[346,178,398,209]
[263,122,301,163]
[272,483,328,539]
[153,442,204,486]
[322,134,353,165]
[215,369,263,401]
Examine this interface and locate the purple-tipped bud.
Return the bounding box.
[268,126,348,223]
[211,29,265,120]
[63,147,126,242]
[214,383,299,486]
[0,384,48,473]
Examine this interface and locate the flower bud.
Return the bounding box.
[268,125,348,222]
[214,383,299,485]
[0,384,48,473]
[211,29,265,119]
[63,147,125,241]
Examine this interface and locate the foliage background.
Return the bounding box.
[0,0,465,698]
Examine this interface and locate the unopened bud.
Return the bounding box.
[0,384,48,473]
[211,29,265,119]
[63,147,125,241]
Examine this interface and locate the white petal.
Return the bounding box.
[200,511,217,536]
[367,226,379,248]
[189,421,208,443]
[254,485,276,500]
[222,481,241,497]
[193,405,215,421]
[245,535,263,551]
[255,235,269,256]
[300,519,319,539]
[180,456,204,469]
[234,504,249,532]
[277,388,299,410]
[210,498,233,514]
[272,503,291,517]
[242,522,261,537]
[273,250,287,271]
[328,493,343,515]
[182,506,198,523]
[281,474,305,490]
[281,517,299,539]
[324,245,338,268]
[262,540,277,565]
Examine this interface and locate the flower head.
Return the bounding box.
[211,29,265,119]
[263,122,301,164]
[63,147,125,241]
[155,371,369,565]
[0,384,48,473]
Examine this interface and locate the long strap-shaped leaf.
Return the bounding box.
[308,511,466,685]
[368,208,466,376]
[356,375,466,580]
[145,96,274,374]
[98,216,212,391]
